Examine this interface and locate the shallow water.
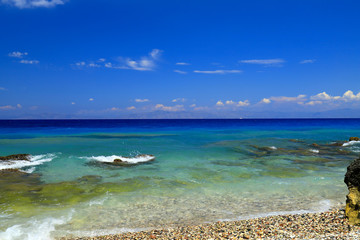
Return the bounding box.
[0,119,359,239]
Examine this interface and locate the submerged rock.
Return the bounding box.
[0,168,26,175]
[0,154,31,161]
[77,175,102,183]
[344,157,360,225]
[289,139,304,143]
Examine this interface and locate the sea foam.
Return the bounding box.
[0,154,56,171]
[86,154,155,164]
[0,212,72,240]
[342,140,360,147]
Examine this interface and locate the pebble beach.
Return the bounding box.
[60,209,360,240]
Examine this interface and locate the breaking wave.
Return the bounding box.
[342,140,360,147]
[0,154,56,171]
[0,211,73,240]
[85,154,155,164]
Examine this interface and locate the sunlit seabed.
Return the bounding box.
[0,119,359,239]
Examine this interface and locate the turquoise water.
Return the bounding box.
[0,119,359,239]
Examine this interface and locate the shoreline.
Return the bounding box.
[59,208,360,240]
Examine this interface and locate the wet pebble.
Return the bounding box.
[59,209,360,240]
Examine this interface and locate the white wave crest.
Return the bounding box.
[22,167,36,174]
[0,154,55,171]
[342,140,360,147]
[269,146,277,150]
[309,149,319,153]
[86,154,155,164]
[0,212,72,240]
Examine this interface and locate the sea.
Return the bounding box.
[0,119,360,240]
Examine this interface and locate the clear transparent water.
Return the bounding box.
[0,119,359,239]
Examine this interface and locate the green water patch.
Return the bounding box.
[210,159,246,167]
[1,171,188,218]
[260,166,308,178]
[86,159,156,169]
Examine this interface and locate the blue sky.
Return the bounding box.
[0,0,359,118]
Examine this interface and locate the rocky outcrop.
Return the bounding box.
[349,137,360,141]
[112,154,155,165]
[344,157,360,225]
[0,154,31,161]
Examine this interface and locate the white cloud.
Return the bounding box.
[9,51,39,65]
[104,62,112,68]
[155,104,184,112]
[71,102,75,105]
[225,100,235,105]
[310,92,332,101]
[237,100,250,106]
[135,99,149,103]
[122,49,162,71]
[190,104,196,108]
[270,94,307,102]
[300,59,316,64]
[174,70,187,74]
[225,100,250,107]
[310,90,360,102]
[216,101,224,106]
[127,106,136,110]
[150,49,162,59]
[75,62,86,67]
[89,98,94,101]
[83,49,162,71]
[260,98,271,104]
[0,105,15,110]
[20,59,39,64]
[343,90,360,101]
[88,63,100,68]
[240,59,285,66]
[194,70,242,74]
[176,62,190,65]
[78,49,162,71]
[8,51,28,58]
[2,0,64,8]
[110,107,121,111]
[305,101,323,106]
[0,104,22,110]
[0,87,7,91]
[172,98,186,103]
[125,58,153,71]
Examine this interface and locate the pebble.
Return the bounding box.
[59,209,360,240]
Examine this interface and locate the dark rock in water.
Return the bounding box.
[289,139,304,143]
[0,168,24,174]
[349,137,360,141]
[311,143,320,147]
[77,175,102,183]
[329,142,345,146]
[107,154,155,166]
[113,158,125,163]
[344,157,360,225]
[0,154,31,161]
